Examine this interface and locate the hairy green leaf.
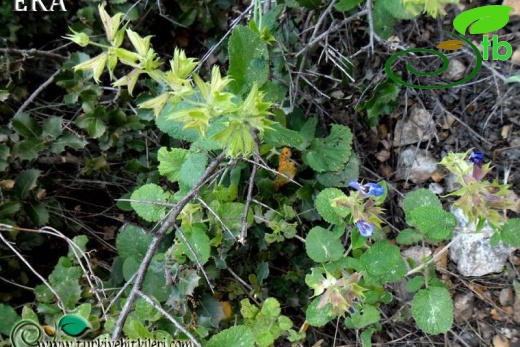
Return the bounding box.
[116,224,153,261]
[178,225,211,265]
[500,218,520,248]
[409,206,455,242]
[158,147,188,182]
[412,287,453,334]
[0,304,19,335]
[315,188,350,224]
[303,124,353,172]
[406,276,425,293]
[403,189,442,225]
[228,25,269,96]
[130,183,169,222]
[76,114,106,138]
[42,117,63,140]
[360,241,406,282]
[15,138,45,160]
[305,226,344,263]
[206,325,255,347]
[334,0,364,12]
[382,0,417,19]
[396,228,423,245]
[179,153,207,189]
[317,156,359,187]
[49,264,82,309]
[345,305,380,329]
[306,297,334,327]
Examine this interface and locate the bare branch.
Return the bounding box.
[15,68,61,117]
[137,291,202,347]
[0,48,67,61]
[111,152,226,340]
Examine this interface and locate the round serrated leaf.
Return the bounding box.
[178,225,210,265]
[315,188,350,224]
[501,218,520,248]
[382,0,417,19]
[409,206,455,242]
[306,297,333,327]
[122,257,139,282]
[157,147,188,183]
[179,153,207,189]
[135,297,161,322]
[303,125,353,172]
[403,189,441,214]
[360,241,406,279]
[406,276,425,293]
[130,183,168,222]
[305,226,344,263]
[396,228,423,245]
[316,156,359,187]
[346,305,380,329]
[116,225,153,261]
[206,325,255,347]
[0,304,19,335]
[412,287,453,335]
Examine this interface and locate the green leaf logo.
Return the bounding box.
[453,5,513,35]
[58,315,90,337]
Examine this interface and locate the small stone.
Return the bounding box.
[401,246,432,269]
[397,146,438,184]
[479,322,494,339]
[514,297,520,324]
[393,105,434,146]
[499,287,514,306]
[442,59,466,81]
[429,182,444,195]
[445,173,462,192]
[459,332,480,347]
[493,335,510,347]
[454,293,475,323]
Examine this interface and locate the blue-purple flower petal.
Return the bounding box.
[348,180,363,190]
[365,183,384,197]
[357,220,374,237]
[468,151,484,166]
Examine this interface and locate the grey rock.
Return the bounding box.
[449,208,514,277]
[397,146,438,183]
[393,105,434,146]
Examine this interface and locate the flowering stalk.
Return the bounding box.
[330,181,386,238]
[440,150,513,229]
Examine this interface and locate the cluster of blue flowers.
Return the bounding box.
[348,180,384,237]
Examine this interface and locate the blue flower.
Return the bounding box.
[348,180,384,197]
[348,180,363,191]
[357,220,374,237]
[364,183,385,197]
[348,306,356,314]
[468,151,484,166]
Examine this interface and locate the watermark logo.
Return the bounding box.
[385,5,514,89]
[13,0,67,11]
[11,314,90,346]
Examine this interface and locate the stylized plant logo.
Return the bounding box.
[385,5,514,89]
[10,314,90,347]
